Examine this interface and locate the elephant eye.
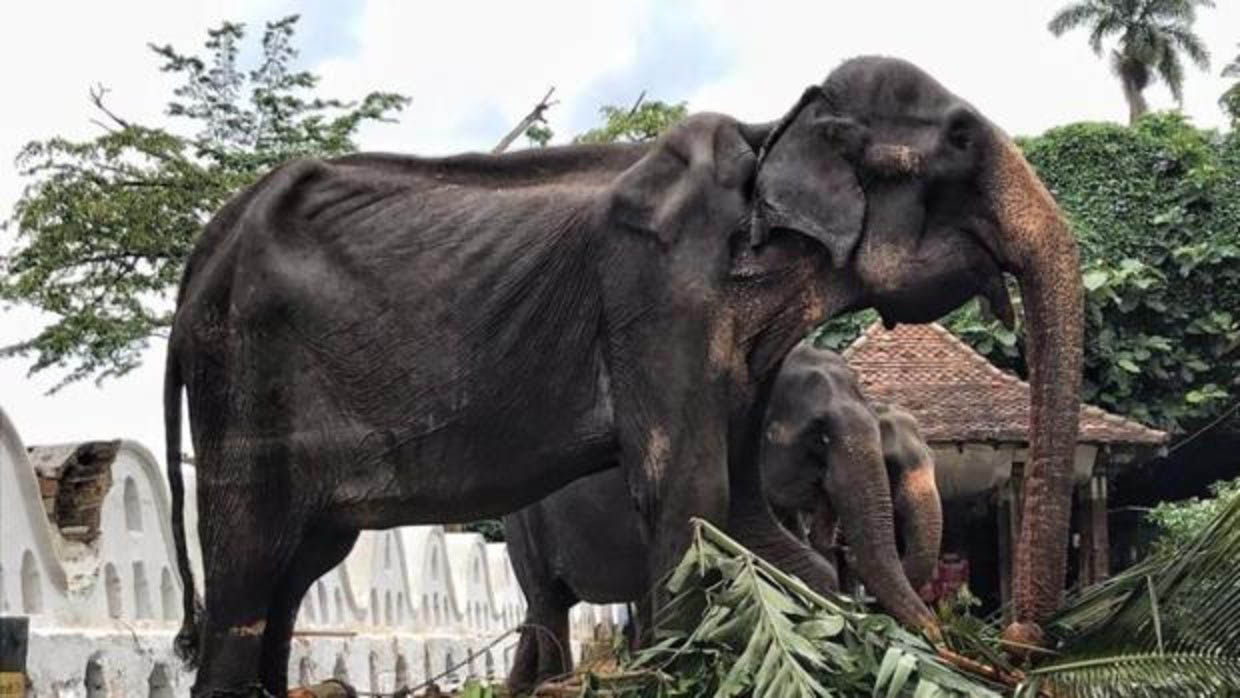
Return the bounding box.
[945,111,974,151]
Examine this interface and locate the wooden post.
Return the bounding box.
[996,482,1012,614]
[1089,458,1110,583]
[1075,483,1091,586]
[1075,457,1110,587]
[0,617,29,697]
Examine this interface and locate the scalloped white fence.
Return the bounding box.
[0,405,626,696]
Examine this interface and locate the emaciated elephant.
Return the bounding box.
[165,56,1080,695]
[503,341,943,693]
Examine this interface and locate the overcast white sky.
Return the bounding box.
[2,0,1238,458]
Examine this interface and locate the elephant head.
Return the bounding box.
[754,57,1083,646]
[790,402,942,599]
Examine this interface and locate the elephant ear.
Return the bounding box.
[751,87,867,269]
[607,113,765,246]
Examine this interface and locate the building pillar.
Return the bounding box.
[996,482,1012,612]
[1075,453,1109,587]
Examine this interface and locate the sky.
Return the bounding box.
[1,0,1238,458]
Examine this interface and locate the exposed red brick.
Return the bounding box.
[26,441,121,544]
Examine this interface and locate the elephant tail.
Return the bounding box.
[165,347,201,667]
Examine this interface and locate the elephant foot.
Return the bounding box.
[1001,621,1045,660]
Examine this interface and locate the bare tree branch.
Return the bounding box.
[88,84,133,130]
[492,86,558,154]
[626,89,647,117]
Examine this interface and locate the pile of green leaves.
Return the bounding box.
[547,486,1240,697]
[1,16,407,388]
[607,521,1004,697]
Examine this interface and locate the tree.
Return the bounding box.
[0,16,408,389]
[574,94,687,144]
[1221,44,1240,125]
[1047,0,1213,124]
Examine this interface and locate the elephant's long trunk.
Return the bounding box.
[826,417,940,642]
[893,459,942,592]
[986,140,1084,650]
[729,480,841,596]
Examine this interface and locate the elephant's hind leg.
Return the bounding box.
[190,451,309,696]
[506,601,573,695]
[506,616,541,695]
[259,526,359,695]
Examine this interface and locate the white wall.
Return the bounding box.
[0,404,623,696]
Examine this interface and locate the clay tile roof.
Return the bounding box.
[842,322,1167,445]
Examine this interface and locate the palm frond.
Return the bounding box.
[626,520,1005,698]
[1028,471,1240,695]
[1145,0,1215,23]
[1156,48,1187,102]
[1048,1,1107,38]
[1018,653,1240,697]
[1087,14,1125,55]
[1163,23,1210,68]
[1222,44,1240,78]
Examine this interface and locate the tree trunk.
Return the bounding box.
[1121,69,1149,125]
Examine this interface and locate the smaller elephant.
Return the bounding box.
[503,341,942,693]
[803,402,943,595]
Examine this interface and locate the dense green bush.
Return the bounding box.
[1022,113,1239,433]
[1148,476,1240,555]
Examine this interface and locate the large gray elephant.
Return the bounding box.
[166,56,1080,695]
[502,342,942,693]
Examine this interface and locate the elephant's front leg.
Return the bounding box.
[726,421,840,595]
[607,320,733,601]
[620,406,731,595]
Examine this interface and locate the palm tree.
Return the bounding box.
[1048,0,1213,124]
[1221,45,1240,124]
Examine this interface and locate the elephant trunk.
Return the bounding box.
[729,489,840,596]
[985,139,1084,650]
[893,458,943,591]
[826,419,940,642]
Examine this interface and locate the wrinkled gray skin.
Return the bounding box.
[166,56,1079,695]
[763,344,942,607]
[503,343,942,693]
[803,402,943,597]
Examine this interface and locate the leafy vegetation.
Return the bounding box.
[548,519,1004,697]
[1147,475,1240,553]
[575,99,688,145]
[527,487,1240,697]
[1020,113,1240,433]
[1047,0,1213,123]
[1022,473,1240,696]
[1223,45,1240,125]
[0,16,408,388]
